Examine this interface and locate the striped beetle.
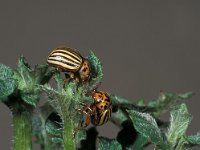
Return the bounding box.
[47,47,91,83]
[81,90,112,127]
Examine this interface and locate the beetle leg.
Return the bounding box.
[75,106,88,114]
[70,73,75,79]
[70,73,80,87]
[73,114,90,136]
[56,67,62,72]
[79,102,93,111]
[80,107,93,115]
[77,105,93,127]
[75,77,80,84]
[75,103,92,115]
[63,73,71,88]
[74,103,94,128]
[78,102,87,106]
[73,124,85,138]
[63,78,70,87]
[81,115,91,127]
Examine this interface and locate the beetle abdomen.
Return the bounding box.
[98,108,112,125]
[91,107,112,126]
[47,48,83,72]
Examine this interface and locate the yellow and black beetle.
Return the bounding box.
[47,47,91,83]
[80,90,112,127]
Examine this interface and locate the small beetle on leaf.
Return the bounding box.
[80,90,112,127]
[47,47,91,83]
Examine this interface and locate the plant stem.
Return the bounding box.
[63,116,76,150]
[41,124,52,150]
[40,115,52,150]
[13,110,33,150]
[175,137,185,150]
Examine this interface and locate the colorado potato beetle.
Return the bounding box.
[47,47,91,83]
[80,90,112,127]
[91,90,112,111]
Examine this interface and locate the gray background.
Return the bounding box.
[0,1,200,149]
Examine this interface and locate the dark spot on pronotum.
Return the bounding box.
[97,94,102,99]
[104,98,110,102]
[83,68,87,72]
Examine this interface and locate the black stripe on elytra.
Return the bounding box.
[100,112,108,124]
[48,58,77,68]
[63,48,82,57]
[52,50,81,63]
[49,55,80,66]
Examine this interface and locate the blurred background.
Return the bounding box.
[0,1,200,149]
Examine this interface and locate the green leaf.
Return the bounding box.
[98,137,122,150]
[136,98,145,107]
[34,64,54,85]
[40,84,58,100]
[87,51,103,91]
[167,103,192,148]
[40,84,64,117]
[15,56,54,91]
[13,56,54,107]
[185,132,200,144]
[178,92,194,99]
[75,130,86,144]
[51,137,63,144]
[110,95,152,113]
[64,80,76,100]
[18,55,31,70]
[54,73,64,92]
[110,95,130,106]
[87,51,103,81]
[111,109,129,126]
[0,64,14,79]
[0,64,16,100]
[21,94,39,107]
[14,56,34,92]
[127,110,164,146]
[45,114,62,137]
[0,79,16,99]
[80,51,103,92]
[130,134,149,150]
[42,74,85,121]
[175,136,188,150]
[148,92,194,117]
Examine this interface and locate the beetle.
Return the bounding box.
[80,90,112,127]
[91,90,112,111]
[47,47,91,83]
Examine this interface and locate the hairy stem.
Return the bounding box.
[13,111,32,150]
[41,120,52,150]
[63,116,76,150]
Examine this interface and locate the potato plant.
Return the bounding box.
[0,52,200,150]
